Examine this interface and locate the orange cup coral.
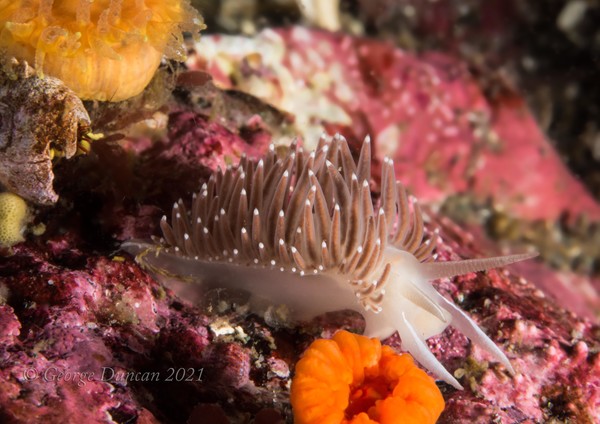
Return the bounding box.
[291,330,445,424]
[0,0,205,101]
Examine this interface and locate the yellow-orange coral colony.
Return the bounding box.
[0,0,204,101]
[291,331,445,424]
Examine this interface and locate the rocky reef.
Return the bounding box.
[0,14,599,424]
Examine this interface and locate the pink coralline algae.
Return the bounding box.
[0,235,289,422]
[188,27,600,223]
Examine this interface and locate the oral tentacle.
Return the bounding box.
[420,253,538,281]
[396,311,464,390]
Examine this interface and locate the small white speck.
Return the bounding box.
[291,267,297,273]
[352,173,358,181]
[362,180,369,188]
[174,247,180,252]
[270,260,276,266]
[184,233,189,240]
[280,267,285,272]
[279,239,285,246]
[196,217,201,224]
[241,228,247,234]
[241,189,247,196]
[233,249,239,255]
[321,240,327,248]
[254,258,259,264]
[259,242,265,249]
[220,208,226,215]
[173,203,179,209]
[161,215,167,221]
[203,227,209,234]
[279,210,285,217]
[176,213,181,219]
[283,170,289,178]
[291,246,298,253]
[254,209,260,216]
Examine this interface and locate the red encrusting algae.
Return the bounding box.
[290,330,445,424]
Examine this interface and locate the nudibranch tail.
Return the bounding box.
[125,133,536,390]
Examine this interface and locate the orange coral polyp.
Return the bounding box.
[0,0,204,101]
[291,331,445,424]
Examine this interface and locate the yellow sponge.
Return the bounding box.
[0,192,29,248]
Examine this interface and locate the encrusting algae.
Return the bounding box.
[0,0,205,101]
[291,330,445,424]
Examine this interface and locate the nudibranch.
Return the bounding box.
[291,330,445,424]
[123,134,535,389]
[0,0,205,101]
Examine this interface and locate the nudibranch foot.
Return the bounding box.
[123,133,536,389]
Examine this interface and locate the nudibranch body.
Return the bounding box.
[123,134,534,389]
[0,0,204,101]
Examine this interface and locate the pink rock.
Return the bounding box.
[189,28,600,222]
